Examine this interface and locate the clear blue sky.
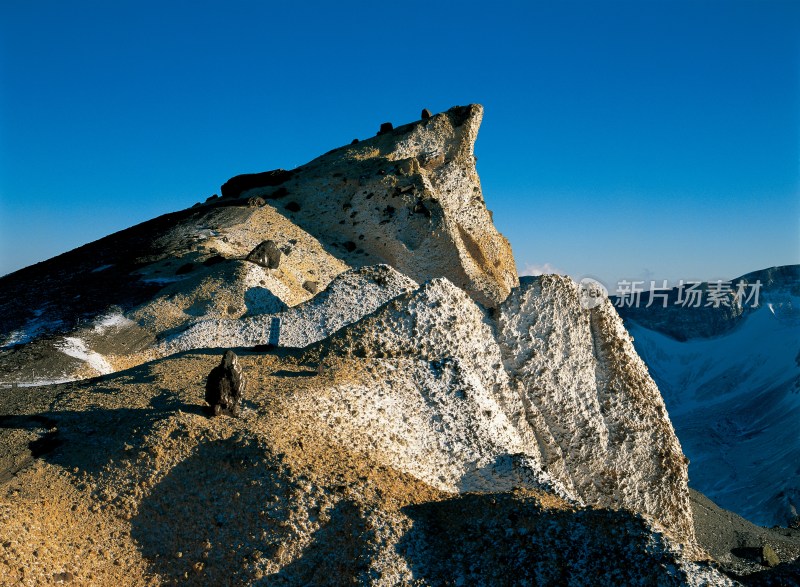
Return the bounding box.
[1,0,798,290]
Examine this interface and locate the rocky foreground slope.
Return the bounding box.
[0,106,792,584]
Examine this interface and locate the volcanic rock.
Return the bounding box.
[762,544,780,567]
[494,275,696,546]
[245,240,282,269]
[218,104,518,307]
[166,265,418,351]
[204,350,245,417]
[0,104,753,585]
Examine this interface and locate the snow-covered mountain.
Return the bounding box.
[618,265,800,527]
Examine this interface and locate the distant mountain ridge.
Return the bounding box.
[617,264,800,527]
[614,265,798,340]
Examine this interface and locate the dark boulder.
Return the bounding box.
[220,169,294,199]
[421,108,432,119]
[377,122,393,136]
[205,350,246,417]
[412,200,431,218]
[245,240,282,269]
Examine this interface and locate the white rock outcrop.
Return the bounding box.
[309,278,576,500]
[165,265,418,352]
[495,275,695,545]
[308,274,696,545]
[159,267,698,547]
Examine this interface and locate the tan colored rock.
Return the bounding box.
[0,204,349,385]
[0,310,732,585]
[762,544,780,567]
[229,104,518,307]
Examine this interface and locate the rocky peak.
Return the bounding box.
[0,105,756,584]
[221,105,518,308]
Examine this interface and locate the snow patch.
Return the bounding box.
[93,312,134,333]
[57,337,113,375]
[1,316,64,349]
[6,377,78,388]
[629,303,800,526]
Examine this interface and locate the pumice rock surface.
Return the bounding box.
[0,105,785,585]
[165,264,418,352]
[223,104,519,308]
[494,275,695,546]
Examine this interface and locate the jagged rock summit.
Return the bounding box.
[221,104,518,308]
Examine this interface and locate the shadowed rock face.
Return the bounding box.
[223,104,519,308]
[220,169,295,200]
[689,488,800,578]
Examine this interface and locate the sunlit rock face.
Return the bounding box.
[0,105,753,585]
[226,104,518,309]
[494,275,696,546]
